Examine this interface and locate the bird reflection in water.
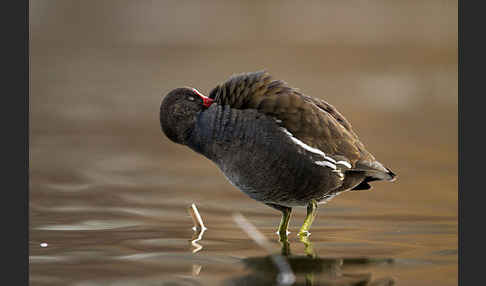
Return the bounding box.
[188,209,394,285]
[270,230,395,286]
[226,255,395,286]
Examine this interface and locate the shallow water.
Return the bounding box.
[30,1,457,285]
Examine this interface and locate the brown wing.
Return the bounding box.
[208,71,376,166]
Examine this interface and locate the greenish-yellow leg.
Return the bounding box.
[299,234,315,257]
[266,203,293,255]
[298,200,318,257]
[278,208,292,256]
[278,208,292,235]
[298,199,318,236]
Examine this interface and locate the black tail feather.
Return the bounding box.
[349,167,396,191]
[352,181,372,190]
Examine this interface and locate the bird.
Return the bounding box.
[159,71,396,238]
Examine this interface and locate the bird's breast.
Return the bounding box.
[187,104,344,206]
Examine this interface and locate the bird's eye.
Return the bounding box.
[187,96,195,101]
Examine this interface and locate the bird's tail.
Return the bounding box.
[345,160,396,191]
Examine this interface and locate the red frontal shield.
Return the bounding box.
[192,88,214,108]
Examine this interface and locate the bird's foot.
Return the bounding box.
[277,229,290,244]
[276,229,291,256]
[276,230,291,235]
[297,231,316,258]
[297,230,311,238]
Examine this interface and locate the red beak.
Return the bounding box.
[192,88,214,108]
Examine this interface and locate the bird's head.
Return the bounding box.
[160,87,214,145]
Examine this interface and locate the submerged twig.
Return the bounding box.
[190,226,206,254]
[188,203,207,254]
[188,203,207,231]
[233,213,296,286]
[192,264,202,276]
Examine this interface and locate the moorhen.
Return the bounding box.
[160,71,396,237]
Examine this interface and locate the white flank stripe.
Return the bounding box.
[336,161,352,168]
[281,128,327,157]
[315,161,337,170]
[324,156,336,163]
[281,127,342,169]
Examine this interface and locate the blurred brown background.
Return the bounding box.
[30,1,457,285]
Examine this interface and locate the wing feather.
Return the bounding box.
[209,71,388,177]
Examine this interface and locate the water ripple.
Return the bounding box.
[36,220,140,231]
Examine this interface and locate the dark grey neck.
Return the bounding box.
[186,104,266,162]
